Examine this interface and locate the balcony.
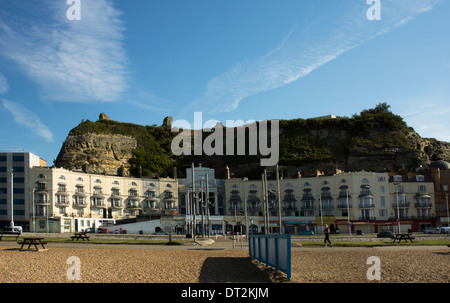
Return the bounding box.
[128,200,142,210]
[337,203,352,209]
[359,203,375,208]
[359,216,377,220]
[110,200,123,209]
[301,204,316,210]
[414,202,432,208]
[392,202,410,208]
[73,201,88,208]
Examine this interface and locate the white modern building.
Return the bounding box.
[0,152,46,231]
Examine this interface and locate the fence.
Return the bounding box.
[248,234,291,281]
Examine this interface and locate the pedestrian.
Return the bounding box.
[324,224,333,247]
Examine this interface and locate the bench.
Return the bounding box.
[18,238,47,250]
[392,233,415,243]
[71,232,90,241]
[0,232,21,241]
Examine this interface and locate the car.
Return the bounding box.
[84,227,95,233]
[298,230,314,235]
[440,227,450,234]
[424,227,440,234]
[377,230,395,239]
[1,226,22,234]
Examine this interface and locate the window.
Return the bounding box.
[112,189,120,196]
[286,183,293,188]
[444,185,449,192]
[322,181,328,185]
[59,175,65,180]
[13,156,24,162]
[418,185,427,193]
[393,175,402,182]
[304,182,311,187]
[77,177,83,182]
[112,180,119,185]
[250,184,256,189]
[0,188,7,194]
[58,184,66,192]
[131,182,137,186]
[380,186,385,193]
[378,177,386,182]
[396,185,404,193]
[76,185,84,193]
[341,179,347,184]
[361,178,369,184]
[38,174,46,179]
[380,196,385,207]
[416,175,424,182]
[379,209,388,218]
[166,184,172,188]
[95,179,101,184]
[13,167,24,172]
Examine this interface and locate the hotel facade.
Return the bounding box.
[223,171,436,234]
[28,166,178,233]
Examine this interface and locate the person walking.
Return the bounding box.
[324,224,333,247]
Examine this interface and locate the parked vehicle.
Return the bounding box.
[298,230,314,235]
[377,230,395,239]
[440,227,450,234]
[424,227,440,234]
[1,226,22,234]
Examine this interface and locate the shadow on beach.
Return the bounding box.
[198,256,287,283]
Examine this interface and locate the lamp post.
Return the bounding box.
[446,193,449,228]
[394,182,401,234]
[346,189,351,236]
[276,165,282,234]
[10,168,14,228]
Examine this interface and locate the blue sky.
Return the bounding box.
[0,0,449,164]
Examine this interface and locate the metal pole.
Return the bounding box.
[395,183,401,233]
[201,179,205,238]
[261,173,266,234]
[244,196,248,242]
[264,169,269,234]
[206,174,210,239]
[446,193,449,228]
[192,163,196,241]
[319,195,323,234]
[347,189,351,236]
[276,165,282,234]
[33,188,35,233]
[10,168,14,228]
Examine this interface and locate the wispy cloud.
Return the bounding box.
[0,73,8,94]
[0,0,128,103]
[188,0,441,114]
[1,99,54,142]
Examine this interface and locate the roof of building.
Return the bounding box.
[429,157,450,170]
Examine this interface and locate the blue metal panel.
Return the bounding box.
[248,234,291,281]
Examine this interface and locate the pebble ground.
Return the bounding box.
[0,242,448,283]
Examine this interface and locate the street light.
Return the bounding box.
[394,182,401,234]
[346,189,351,236]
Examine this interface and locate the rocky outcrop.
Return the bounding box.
[55,132,137,176]
[54,106,450,179]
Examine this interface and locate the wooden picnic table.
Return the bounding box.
[71,232,90,241]
[0,232,21,241]
[18,237,47,250]
[392,233,415,243]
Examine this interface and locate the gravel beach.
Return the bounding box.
[0,241,448,283]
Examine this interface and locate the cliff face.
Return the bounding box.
[55,132,137,176]
[54,105,450,178]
